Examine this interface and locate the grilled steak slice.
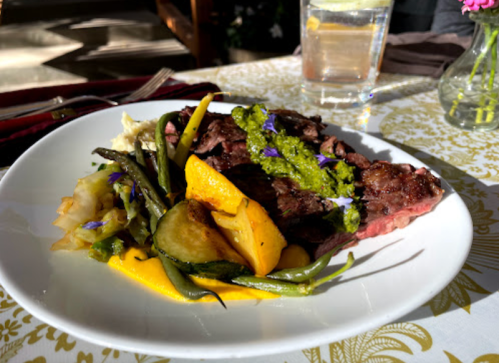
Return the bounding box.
[177,107,252,171]
[358,162,444,237]
[320,135,353,156]
[345,153,371,170]
[321,135,371,170]
[204,147,252,171]
[179,107,247,155]
[271,109,326,144]
[195,118,247,154]
[313,161,444,258]
[313,232,358,258]
[222,164,277,210]
[164,121,180,145]
[223,168,331,244]
[271,177,326,231]
[221,166,325,227]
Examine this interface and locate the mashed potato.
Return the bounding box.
[111,112,158,152]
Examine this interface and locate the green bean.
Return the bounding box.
[145,150,159,174]
[231,277,310,297]
[232,252,354,297]
[312,252,354,288]
[158,253,226,308]
[267,239,354,283]
[92,148,167,216]
[134,139,146,168]
[127,214,150,245]
[135,140,160,186]
[155,112,179,198]
[142,187,163,221]
[149,211,159,234]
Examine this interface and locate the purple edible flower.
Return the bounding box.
[82,220,109,230]
[129,181,137,203]
[261,108,268,115]
[108,172,124,184]
[315,154,340,169]
[262,113,278,134]
[327,197,353,211]
[263,146,281,158]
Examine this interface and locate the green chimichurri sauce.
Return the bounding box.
[232,104,360,233]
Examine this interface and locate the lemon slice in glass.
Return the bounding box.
[306,15,321,31]
[310,0,391,12]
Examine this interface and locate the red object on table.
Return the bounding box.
[0,77,222,167]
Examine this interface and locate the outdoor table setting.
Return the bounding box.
[1,1,499,363]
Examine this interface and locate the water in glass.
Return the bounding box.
[301,0,393,108]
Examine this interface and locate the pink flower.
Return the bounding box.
[460,0,499,13]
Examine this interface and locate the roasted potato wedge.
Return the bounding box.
[212,198,287,276]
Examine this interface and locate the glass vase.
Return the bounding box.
[438,12,499,131]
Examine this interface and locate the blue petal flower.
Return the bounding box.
[263,146,281,158]
[108,172,124,184]
[262,114,278,134]
[129,181,137,203]
[327,197,353,211]
[315,154,340,169]
[261,108,268,115]
[82,220,109,230]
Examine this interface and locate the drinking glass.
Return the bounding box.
[300,0,394,108]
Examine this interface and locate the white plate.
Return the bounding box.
[0,100,472,359]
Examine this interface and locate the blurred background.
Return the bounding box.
[0,0,470,92]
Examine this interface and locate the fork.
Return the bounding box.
[118,67,174,104]
[1,68,175,120]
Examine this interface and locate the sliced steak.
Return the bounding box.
[358,162,443,237]
[270,178,342,247]
[345,153,371,170]
[203,148,252,172]
[361,162,442,221]
[178,106,196,128]
[313,161,444,259]
[320,135,354,156]
[223,167,330,242]
[271,109,326,144]
[221,141,247,153]
[222,164,277,210]
[222,167,326,232]
[195,118,247,154]
[179,107,239,145]
[321,135,371,170]
[314,232,357,259]
[164,121,180,145]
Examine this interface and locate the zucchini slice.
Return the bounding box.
[153,200,252,280]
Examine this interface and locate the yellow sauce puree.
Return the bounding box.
[108,247,279,303]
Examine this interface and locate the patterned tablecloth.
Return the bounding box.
[1,56,499,363]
